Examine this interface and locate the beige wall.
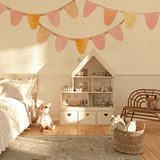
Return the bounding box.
[0,0,160,74]
[0,0,160,119]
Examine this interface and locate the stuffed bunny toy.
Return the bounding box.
[37,103,56,132]
[126,120,136,132]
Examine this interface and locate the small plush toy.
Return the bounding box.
[126,120,136,132]
[110,115,126,131]
[37,103,56,132]
[156,95,160,110]
[145,95,157,110]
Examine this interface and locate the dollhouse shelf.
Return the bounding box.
[60,50,115,125]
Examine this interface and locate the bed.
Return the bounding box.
[0,74,37,154]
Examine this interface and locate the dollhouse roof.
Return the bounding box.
[72,49,115,77]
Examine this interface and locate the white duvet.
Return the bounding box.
[0,97,33,154]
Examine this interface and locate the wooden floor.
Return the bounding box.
[21,120,160,160]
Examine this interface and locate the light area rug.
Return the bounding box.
[0,135,143,160]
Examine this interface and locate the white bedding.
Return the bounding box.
[0,97,34,154]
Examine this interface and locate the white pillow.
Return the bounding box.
[0,79,9,95]
[1,78,36,100]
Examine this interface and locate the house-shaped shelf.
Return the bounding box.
[72,49,115,78]
[71,49,115,93]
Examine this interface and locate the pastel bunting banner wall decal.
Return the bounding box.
[83,0,98,18]
[10,10,24,26]
[109,25,123,41]
[27,14,41,30]
[38,19,124,54]
[55,35,69,52]
[144,12,159,30]
[123,13,137,29]
[64,0,79,18]
[37,25,52,44]
[104,8,118,26]
[46,10,60,27]
[75,38,89,54]
[0,3,6,14]
[91,34,105,50]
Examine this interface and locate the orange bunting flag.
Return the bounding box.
[109,25,123,41]
[75,38,89,54]
[144,12,159,30]
[37,26,51,43]
[10,10,24,26]
[64,1,78,18]
[83,0,98,17]
[124,12,137,29]
[55,35,69,52]
[104,8,118,26]
[27,14,41,30]
[91,34,105,50]
[46,10,60,27]
[0,3,6,14]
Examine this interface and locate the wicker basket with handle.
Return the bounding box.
[113,124,146,154]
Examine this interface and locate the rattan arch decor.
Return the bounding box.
[120,89,160,122]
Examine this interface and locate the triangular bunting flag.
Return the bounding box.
[124,12,137,29]
[104,8,118,26]
[55,35,69,52]
[64,1,78,18]
[37,26,52,43]
[144,12,159,30]
[46,10,60,27]
[0,3,6,14]
[75,38,89,54]
[83,0,98,18]
[10,9,24,26]
[91,34,105,50]
[109,25,123,41]
[27,14,41,30]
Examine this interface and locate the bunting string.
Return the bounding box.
[0,0,79,29]
[83,0,160,30]
[37,19,124,54]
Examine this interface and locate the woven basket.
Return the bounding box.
[113,124,146,154]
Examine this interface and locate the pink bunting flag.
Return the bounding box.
[144,12,159,30]
[46,10,60,27]
[91,34,105,50]
[83,0,98,17]
[109,25,123,41]
[37,26,52,44]
[0,3,6,14]
[10,9,24,26]
[55,35,69,52]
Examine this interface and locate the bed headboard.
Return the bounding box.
[0,74,37,103]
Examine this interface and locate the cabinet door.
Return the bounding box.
[97,111,114,125]
[61,111,78,125]
[78,111,95,125]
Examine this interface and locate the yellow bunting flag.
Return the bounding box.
[37,26,52,44]
[75,38,88,54]
[124,12,137,29]
[104,8,118,26]
[27,14,41,30]
[64,1,78,18]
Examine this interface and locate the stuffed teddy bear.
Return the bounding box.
[37,103,56,132]
[145,95,157,110]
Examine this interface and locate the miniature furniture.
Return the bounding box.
[121,89,160,122]
[60,50,115,125]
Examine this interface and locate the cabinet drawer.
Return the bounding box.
[78,111,95,125]
[61,111,78,125]
[97,111,114,125]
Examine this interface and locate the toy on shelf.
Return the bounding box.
[61,85,73,92]
[37,103,56,132]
